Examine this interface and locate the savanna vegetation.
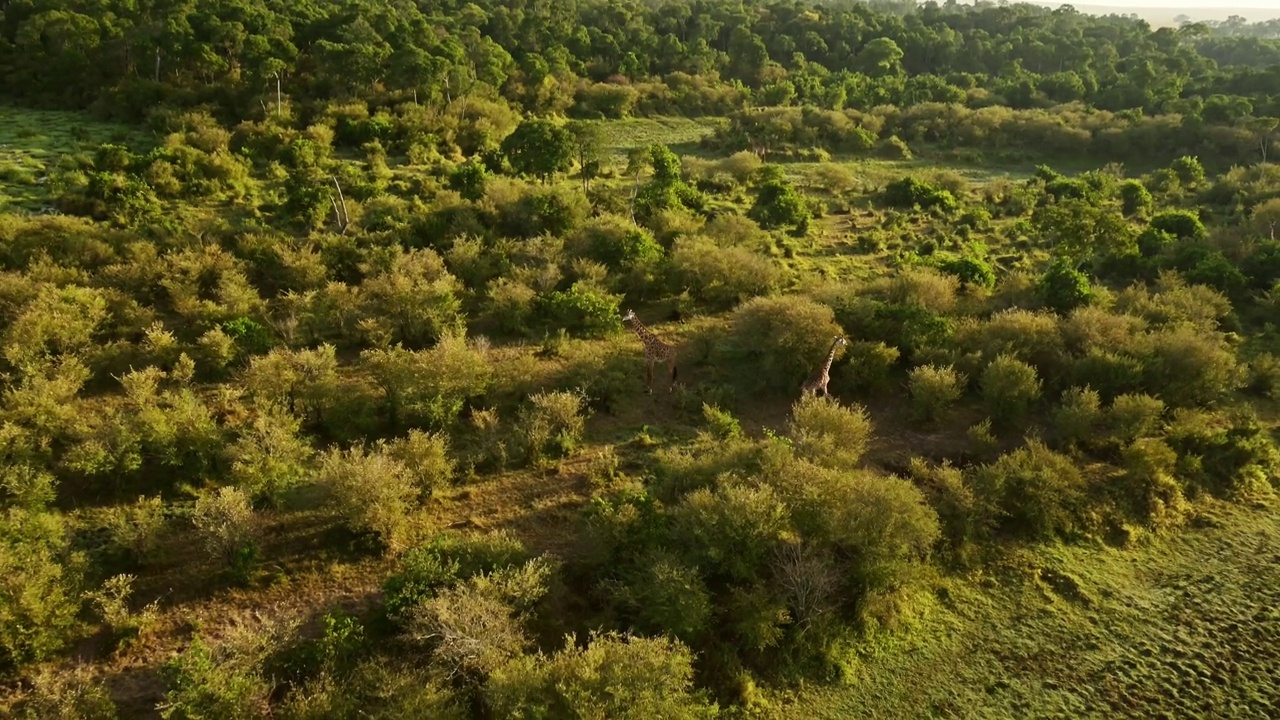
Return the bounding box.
[2,0,1280,717]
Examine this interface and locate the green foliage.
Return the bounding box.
[940,255,996,289]
[0,509,84,674]
[521,390,590,462]
[749,170,811,233]
[1119,180,1153,217]
[485,632,718,720]
[573,215,664,272]
[228,406,313,509]
[17,667,118,719]
[536,284,622,338]
[317,444,419,550]
[501,119,575,182]
[908,364,966,423]
[1170,155,1206,186]
[725,295,844,391]
[882,177,957,213]
[980,354,1042,426]
[383,531,530,621]
[973,441,1087,540]
[668,236,782,310]
[1149,210,1207,242]
[447,159,488,201]
[191,487,257,576]
[160,625,284,720]
[1039,260,1094,314]
[788,395,873,471]
[1054,386,1103,449]
[909,459,978,564]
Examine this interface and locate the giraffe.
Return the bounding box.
[801,336,847,397]
[622,309,678,394]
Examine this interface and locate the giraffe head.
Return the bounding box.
[622,309,637,324]
[835,336,848,347]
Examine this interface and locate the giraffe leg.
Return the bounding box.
[645,360,654,394]
[668,357,677,392]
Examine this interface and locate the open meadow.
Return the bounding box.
[2,1,1280,718]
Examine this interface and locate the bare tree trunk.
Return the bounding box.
[274,71,282,117]
[155,47,161,82]
[628,170,642,223]
[331,176,349,231]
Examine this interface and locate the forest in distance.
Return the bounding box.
[2,0,1280,717]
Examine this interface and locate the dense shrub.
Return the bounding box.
[980,354,1042,425]
[908,364,966,423]
[909,459,979,563]
[191,487,257,573]
[973,441,1087,540]
[788,395,873,471]
[535,284,623,338]
[724,296,844,391]
[669,236,782,309]
[881,177,957,212]
[0,509,85,674]
[1039,260,1093,314]
[485,633,718,720]
[940,255,996,289]
[521,391,590,462]
[317,445,418,549]
[1054,386,1103,449]
[1149,210,1207,242]
[383,531,531,621]
[834,340,901,394]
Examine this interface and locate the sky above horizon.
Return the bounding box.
[1061,0,1280,7]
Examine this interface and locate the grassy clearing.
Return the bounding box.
[779,499,1280,719]
[0,105,150,210]
[593,115,726,163]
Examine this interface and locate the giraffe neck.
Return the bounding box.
[630,319,658,345]
[820,340,841,374]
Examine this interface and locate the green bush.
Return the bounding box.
[385,430,454,497]
[227,405,314,509]
[535,284,622,338]
[909,459,978,563]
[1149,210,1206,242]
[1118,438,1188,528]
[160,623,287,720]
[668,236,782,310]
[17,667,118,719]
[572,214,664,272]
[724,295,844,391]
[485,632,719,720]
[1142,324,1243,407]
[383,531,530,621]
[788,395,873,471]
[834,340,900,394]
[521,390,590,462]
[973,441,1087,540]
[1108,393,1166,443]
[908,364,966,423]
[1039,260,1093,314]
[1118,180,1153,217]
[980,354,1042,425]
[0,509,85,674]
[1053,386,1103,449]
[749,172,811,233]
[317,445,418,550]
[881,177,957,213]
[191,487,258,578]
[939,255,996,288]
